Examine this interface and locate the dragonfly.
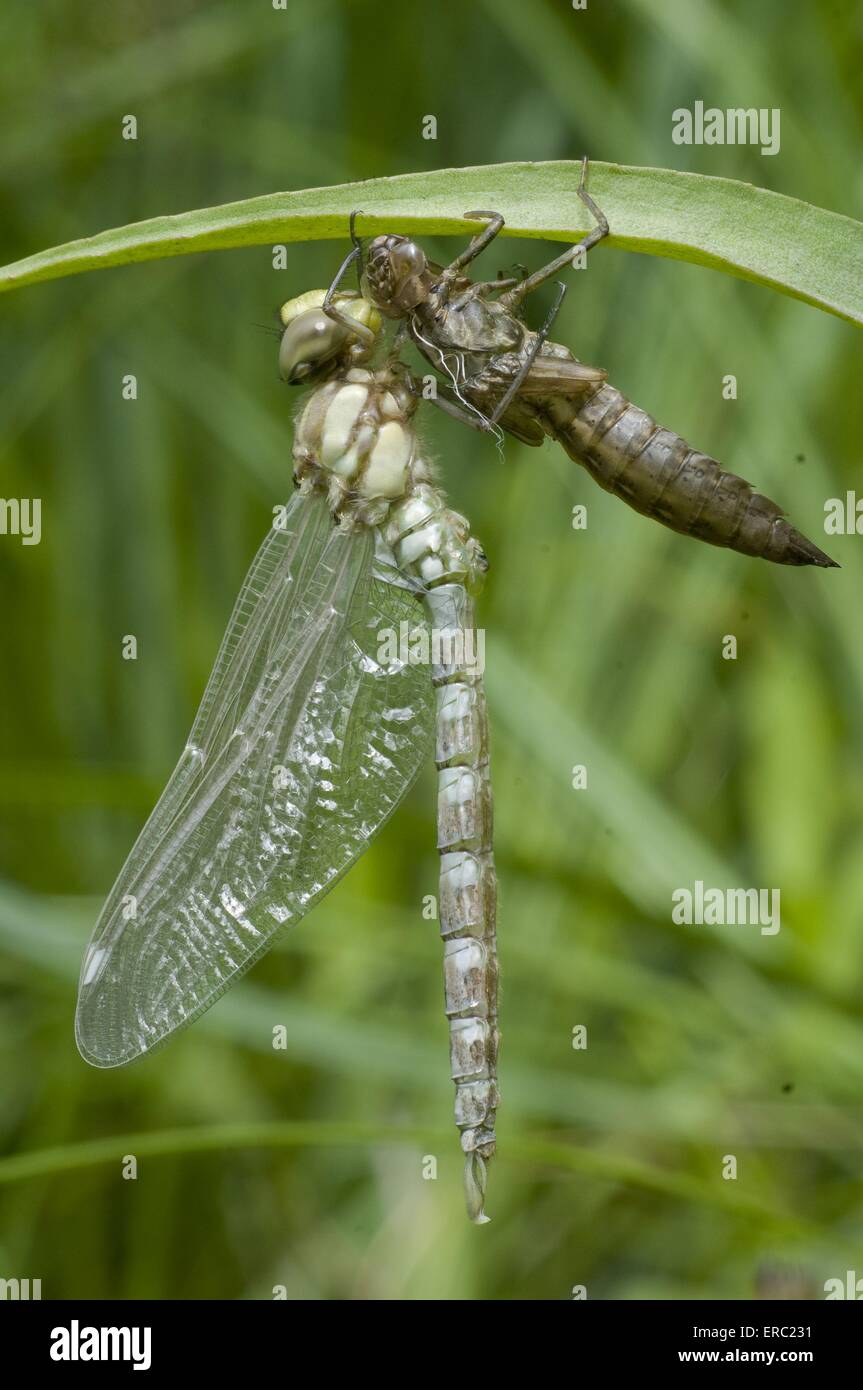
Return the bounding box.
[76,289,500,1223]
[329,158,836,570]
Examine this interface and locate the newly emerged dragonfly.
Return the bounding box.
[335,159,835,569]
[77,291,499,1222]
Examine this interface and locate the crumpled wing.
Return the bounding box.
[76,492,434,1067]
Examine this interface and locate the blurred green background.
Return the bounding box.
[1,0,862,1301]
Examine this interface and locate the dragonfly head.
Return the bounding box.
[362,235,432,317]
[278,291,382,383]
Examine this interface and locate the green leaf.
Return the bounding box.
[1,161,860,326]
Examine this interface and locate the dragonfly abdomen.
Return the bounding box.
[384,503,498,1222]
[424,582,498,1224]
[541,384,836,567]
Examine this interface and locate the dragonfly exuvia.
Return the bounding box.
[76,287,499,1223]
[334,158,836,569]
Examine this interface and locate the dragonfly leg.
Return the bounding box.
[440,211,506,283]
[348,209,365,260]
[324,244,359,302]
[472,263,531,297]
[487,281,568,424]
[321,210,370,334]
[322,245,377,347]
[575,156,609,245]
[383,319,411,367]
[498,156,609,310]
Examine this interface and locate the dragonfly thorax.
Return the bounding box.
[293,368,427,526]
[293,368,487,593]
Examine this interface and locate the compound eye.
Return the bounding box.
[278,308,346,382]
[390,240,427,280]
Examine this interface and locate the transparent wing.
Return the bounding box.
[76,492,434,1067]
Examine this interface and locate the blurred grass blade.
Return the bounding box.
[0,161,860,325]
[0,0,321,176]
[0,1122,819,1233]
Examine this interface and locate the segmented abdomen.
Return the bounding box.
[540,384,835,568]
[384,503,499,1224]
[425,581,498,1225]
